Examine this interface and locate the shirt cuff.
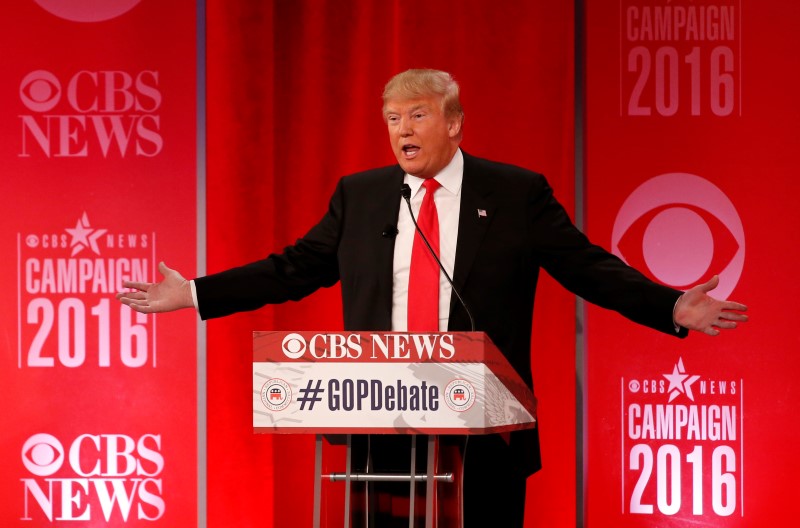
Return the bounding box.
[190,279,199,310]
[672,294,683,333]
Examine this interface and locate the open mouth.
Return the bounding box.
[401,144,420,158]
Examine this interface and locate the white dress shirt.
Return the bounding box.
[391,149,463,332]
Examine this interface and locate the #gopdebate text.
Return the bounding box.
[299,378,439,412]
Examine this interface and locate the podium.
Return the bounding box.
[252,331,537,527]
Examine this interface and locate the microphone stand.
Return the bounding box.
[401,183,476,332]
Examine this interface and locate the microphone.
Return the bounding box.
[381,224,399,238]
[400,183,476,332]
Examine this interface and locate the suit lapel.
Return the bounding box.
[452,153,495,296]
[373,166,405,323]
[370,156,494,325]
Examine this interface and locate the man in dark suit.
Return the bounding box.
[118,69,747,526]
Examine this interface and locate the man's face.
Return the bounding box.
[384,95,461,179]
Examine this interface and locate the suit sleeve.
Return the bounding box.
[528,176,687,337]
[193,179,344,320]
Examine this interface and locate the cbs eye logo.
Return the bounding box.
[611,173,744,300]
[281,333,306,359]
[21,433,64,477]
[20,71,61,113]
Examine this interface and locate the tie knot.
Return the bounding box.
[422,178,441,193]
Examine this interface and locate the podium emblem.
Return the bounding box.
[260,378,292,411]
[444,379,476,412]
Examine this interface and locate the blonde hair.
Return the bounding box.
[382,69,464,120]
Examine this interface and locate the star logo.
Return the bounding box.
[65,212,107,257]
[663,357,701,402]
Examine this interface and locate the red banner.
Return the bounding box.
[585,0,800,526]
[1,2,197,526]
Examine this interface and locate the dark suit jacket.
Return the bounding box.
[195,152,686,476]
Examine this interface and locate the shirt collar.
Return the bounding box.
[404,148,464,198]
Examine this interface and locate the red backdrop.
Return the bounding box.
[205,1,577,526]
[1,1,197,526]
[584,1,800,526]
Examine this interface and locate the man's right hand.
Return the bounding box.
[116,261,195,313]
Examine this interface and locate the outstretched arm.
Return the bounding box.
[674,275,748,336]
[116,261,195,314]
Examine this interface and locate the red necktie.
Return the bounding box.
[407,178,441,331]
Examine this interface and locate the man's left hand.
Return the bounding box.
[674,275,748,336]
